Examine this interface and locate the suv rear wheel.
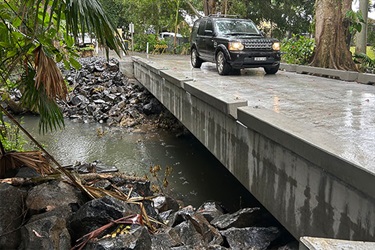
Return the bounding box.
[191,48,203,68]
[264,65,279,74]
[216,51,231,75]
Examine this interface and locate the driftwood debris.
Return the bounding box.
[0,172,147,187]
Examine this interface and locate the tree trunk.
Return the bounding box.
[311,0,357,70]
[203,0,216,16]
[355,0,368,54]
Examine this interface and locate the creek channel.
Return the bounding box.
[21,115,262,213]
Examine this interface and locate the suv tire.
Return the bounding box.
[216,51,232,75]
[191,48,203,68]
[264,65,279,74]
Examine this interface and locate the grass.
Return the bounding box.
[350,46,375,59]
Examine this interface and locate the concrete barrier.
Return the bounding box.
[280,63,375,85]
[280,63,297,72]
[358,73,375,84]
[296,65,358,81]
[299,237,375,250]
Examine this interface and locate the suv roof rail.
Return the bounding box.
[207,13,240,18]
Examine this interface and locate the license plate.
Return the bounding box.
[254,57,267,61]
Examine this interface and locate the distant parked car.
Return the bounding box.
[159,32,182,40]
[76,33,97,47]
[190,15,281,75]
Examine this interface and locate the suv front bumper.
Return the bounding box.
[228,51,281,69]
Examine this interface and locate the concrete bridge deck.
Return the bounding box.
[120,53,375,242]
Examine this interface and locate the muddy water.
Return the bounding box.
[21,115,261,212]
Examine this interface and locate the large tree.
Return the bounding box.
[310,0,357,70]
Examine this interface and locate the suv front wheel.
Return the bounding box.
[216,51,232,75]
[191,48,203,68]
[264,65,279,75]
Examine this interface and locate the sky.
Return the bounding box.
[352,0,375,19]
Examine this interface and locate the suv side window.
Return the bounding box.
[198,20,206,36]
[205,20,213,35]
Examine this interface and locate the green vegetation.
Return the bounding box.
[281,35,315,65]
[350,46,375,59]
[0,119,26,152]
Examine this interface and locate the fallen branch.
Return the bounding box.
[0,174,62,186]
[78,172,147,183]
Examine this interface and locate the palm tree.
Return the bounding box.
[0,0,124,177]
[0,0,124,132]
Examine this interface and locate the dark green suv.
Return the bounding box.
[190,15,281,75]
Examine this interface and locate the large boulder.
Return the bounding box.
[0,183,27,249]
[68,196,136,240]
[26,180,84,214]
[19,205,73,250]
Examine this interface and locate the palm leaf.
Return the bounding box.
[20,65,65,133]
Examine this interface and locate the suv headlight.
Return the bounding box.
[228,42,244,51]
[272,42,280,51]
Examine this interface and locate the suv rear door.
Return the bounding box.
[195,18,215,61]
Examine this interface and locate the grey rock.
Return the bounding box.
[84,226,151,250]
[167,205,195,227]
[71,94,89,106]
[210,207,262,229]
[220,227,280,250]
[153,196,180,213]
[188,213,223,246]
[196,201,225,222]
[172,220,205,247]
[151,227,182,249]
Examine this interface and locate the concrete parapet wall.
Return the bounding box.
[281,63,375,85]
[127,56,375,241]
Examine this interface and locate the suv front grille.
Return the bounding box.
[244,39,273,50]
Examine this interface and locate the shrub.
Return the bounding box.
[354,53,375,73]
[133,34,165,52]
[281,35,315,65]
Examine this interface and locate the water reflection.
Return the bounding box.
[21,115,260,212]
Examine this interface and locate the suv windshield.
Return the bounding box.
[215,19,260,35]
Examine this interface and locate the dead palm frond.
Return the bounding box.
[33,45,67,100]
[0,150,55,178]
